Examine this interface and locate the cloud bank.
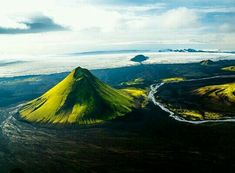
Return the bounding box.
[0,0,234,56]
[0,16,67,34]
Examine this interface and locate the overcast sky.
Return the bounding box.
[0,0,234,56]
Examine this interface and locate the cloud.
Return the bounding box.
[219,23,235,33]
[85,0,159,5]
[119,7,201,33]
[0,0,234,55]
[0,16,67,34]
[160,7,200,29]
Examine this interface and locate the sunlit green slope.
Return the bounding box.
[194,83,235,107]
[222,66,235,72]
[156,79,235,120]
[19,67,138,124]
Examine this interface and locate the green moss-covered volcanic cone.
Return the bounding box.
[19,67,137,124]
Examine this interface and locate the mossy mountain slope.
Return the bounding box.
[194,82,235,112]
[19,67,136,124]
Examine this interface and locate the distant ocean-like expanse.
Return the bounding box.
[0,52,234,77]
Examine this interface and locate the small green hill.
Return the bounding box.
[156,76,235,120]
[188,82,235,119]
[200,59,214,66]
[194,83,235,107]
[222,66,235,72]
[121,78,144,86]
[161,77,185,83]
[19,67,140,124]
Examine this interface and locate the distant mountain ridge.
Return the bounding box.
[158,48,235,53]
[70,49,235,56]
